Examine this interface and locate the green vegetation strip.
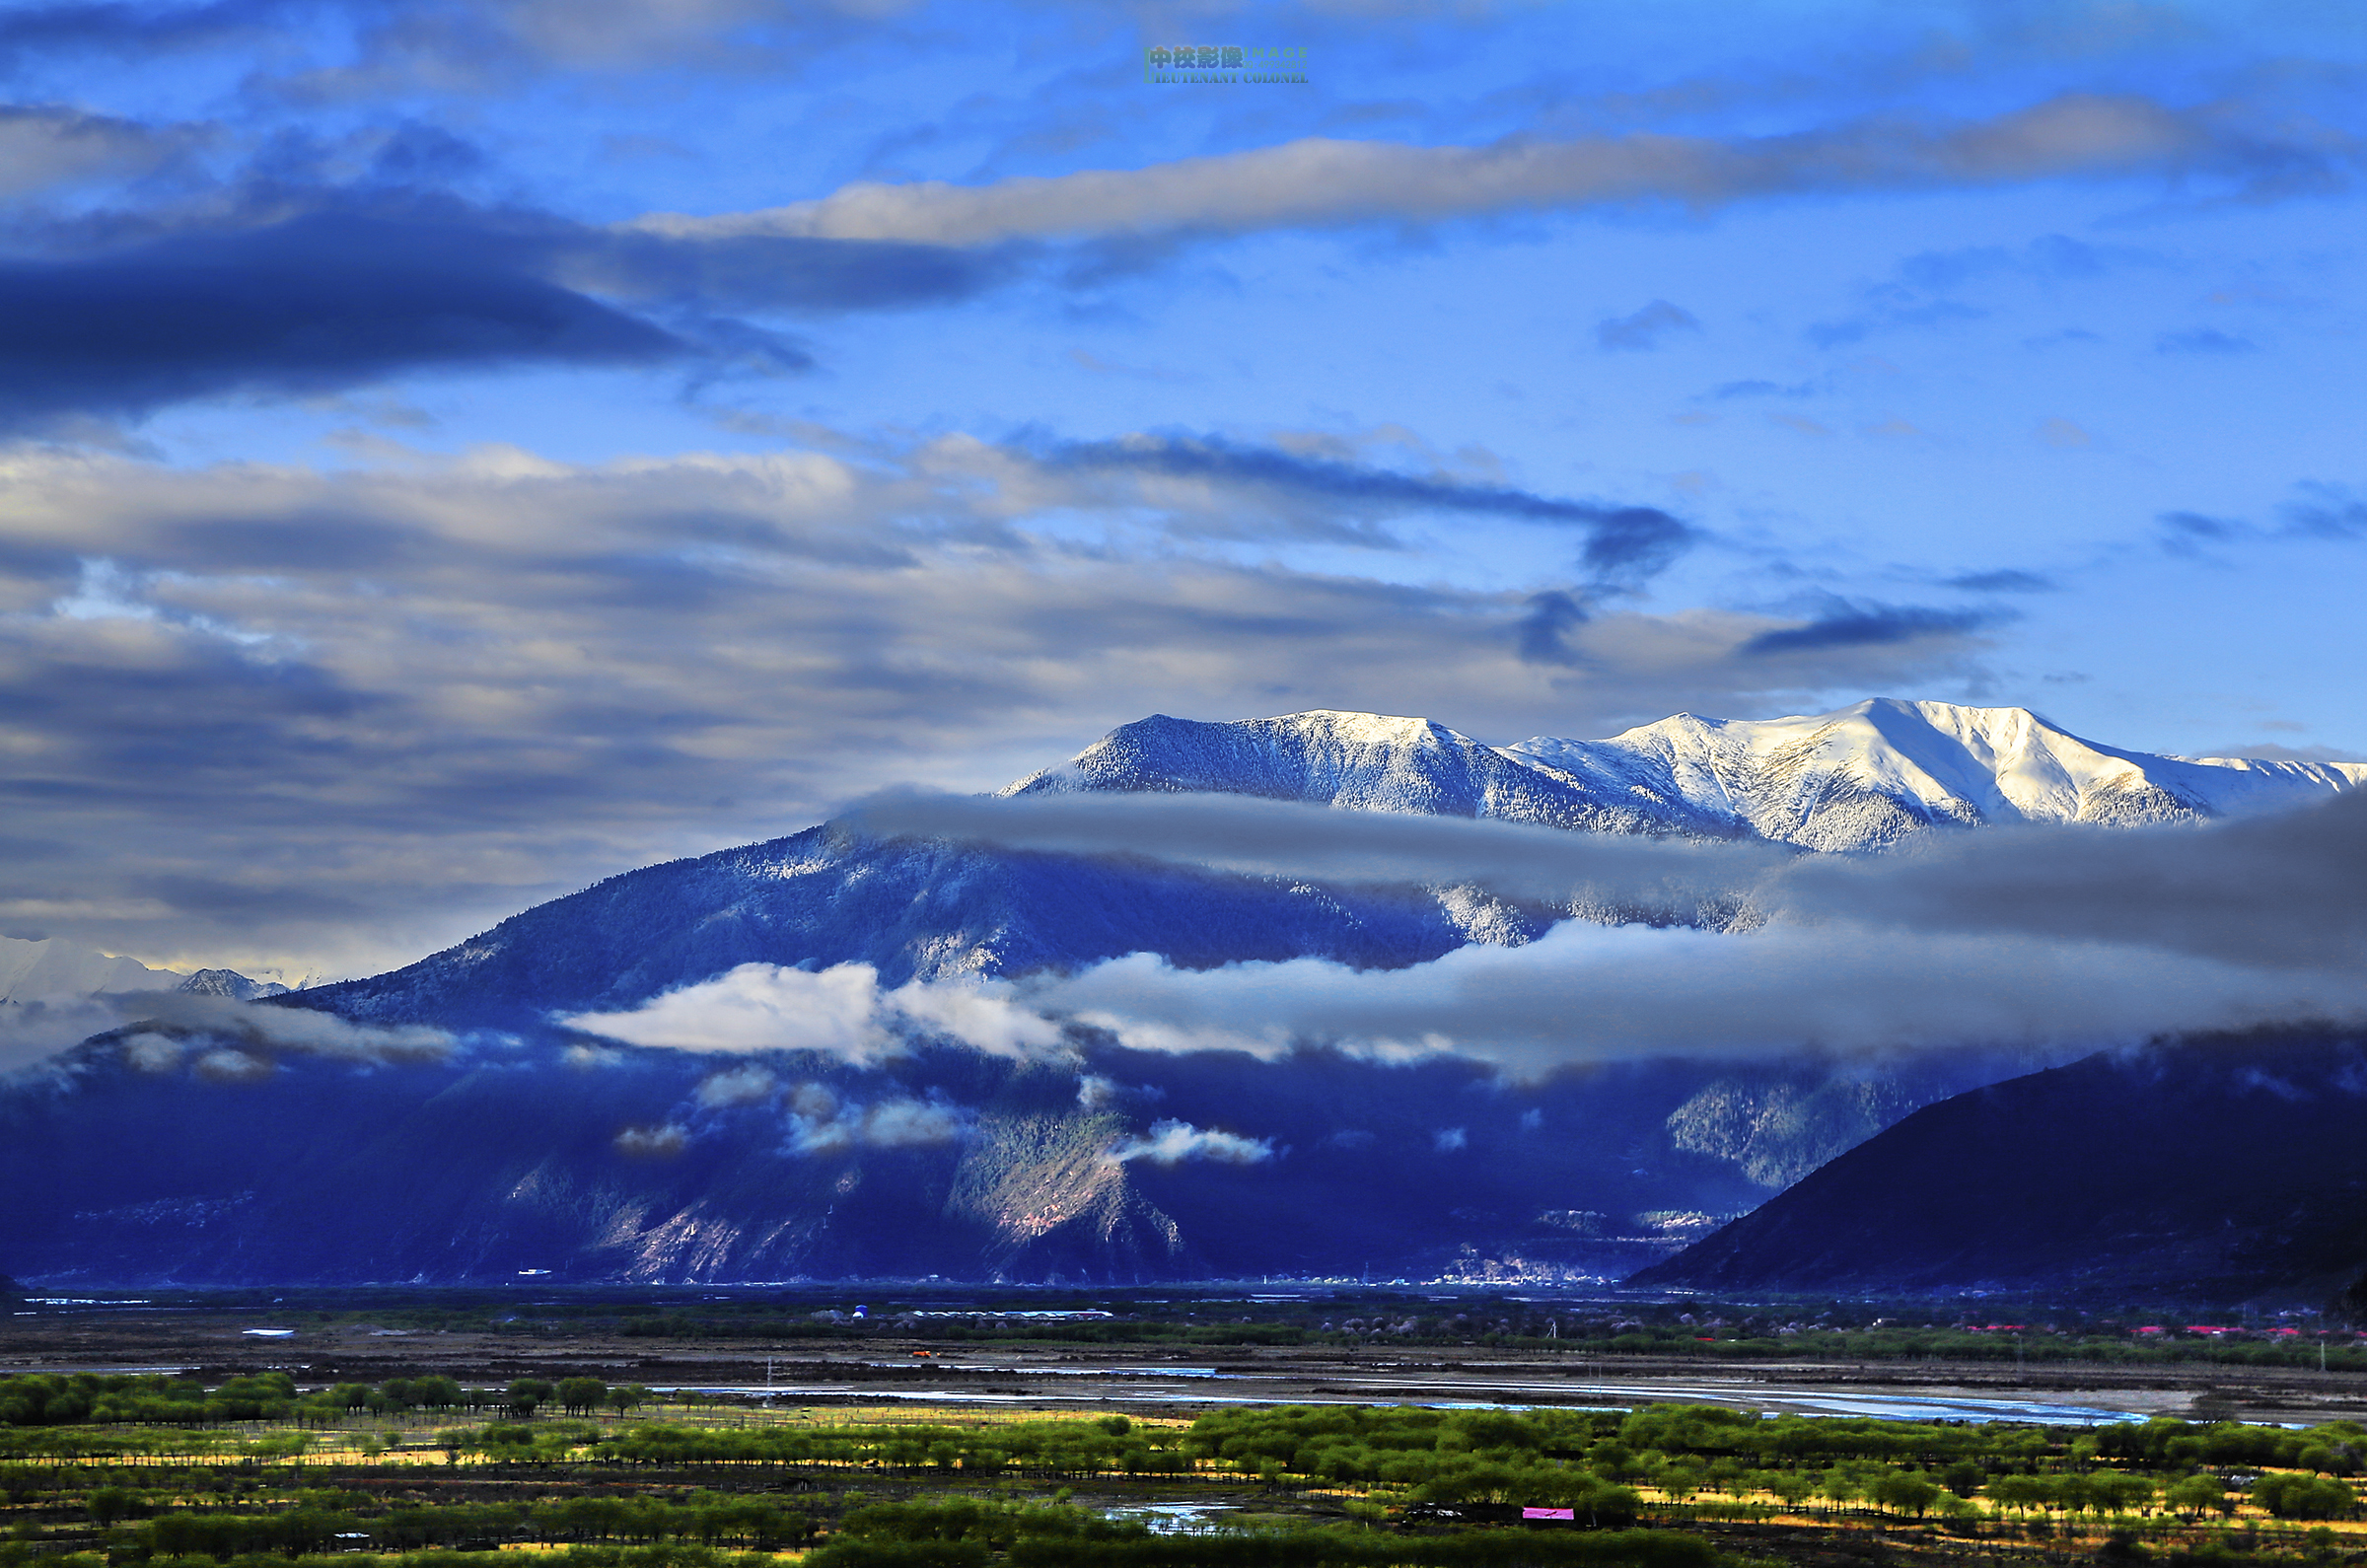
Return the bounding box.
[8,1372,2367,1568]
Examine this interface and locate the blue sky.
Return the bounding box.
[0,0,2362,979]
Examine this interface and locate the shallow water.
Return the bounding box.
[1101,1502,1240,1533]
[655,1378,2135,1426]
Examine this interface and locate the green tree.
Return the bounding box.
[412,1377,463,1410]
[555,1378,607,1416]
[2255,1473,2357,1520]
[2168,1474,2225,1520]
[507,1379,554,1417]
[1940,1460,1986,1497]
[1871,1473,1940,1517]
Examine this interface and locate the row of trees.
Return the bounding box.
[0,1374,301,1429]
[0,1372,652,1429]
[593,1414,1187,1479]
[137,1492,819,1557]
[805,1499,1719,1568]
[1180,1406,2367,1523]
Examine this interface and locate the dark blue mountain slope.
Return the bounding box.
[1632,1029,2367,1301]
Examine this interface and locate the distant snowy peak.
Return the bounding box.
[1012,698,2365,853]
[1509,697,2366,849]
[0,935,282,1005]
[177,968,291,1001]
[0,936,165,1004]
[1001,709,1720,837]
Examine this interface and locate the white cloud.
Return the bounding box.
[565,963,894,1060]
[694,1063,777,1106]
[856,1098,964,1148]
[192,1046,272,1082]
[119,1031,182,1072]
[564,962,1072,1062]
[634,96,2227,248]
[886,976,1067,1056]
[0,990,460,1077]
[0,997,124,1073]
[1107,1117,1275,1167]
[783,1080,966,1154]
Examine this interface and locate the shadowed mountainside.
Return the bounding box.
[1633,1030,2367,1300]
[0,1030,2036,1287]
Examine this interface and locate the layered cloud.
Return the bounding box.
[111,991,455,1059]
[864,785,2367,974]
[1032,923,2367,1073]
[0,990,461,1077]
[845,785,2367,1067]
[0,204,1010,427]
[847,787,1787,917]
[0,105,204,196]
[1029,436,1695,581]
[638,94,2349,248]
[0,442,1994,978]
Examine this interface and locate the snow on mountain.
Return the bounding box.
[1003,709,1733,837]
[1023,698,2363,854]
[176,968,292,1001]
[303,697,2365,1030]
[0,936,171,1003]
[0,936,287,1007]
[1543,700,2366,849]
[1512,699,2367,851]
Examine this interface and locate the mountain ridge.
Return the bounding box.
[297,696,2363,1031]
[1630,1029,2367,1300]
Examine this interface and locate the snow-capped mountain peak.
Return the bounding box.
[0,935,286,1006]
[1511,697,2365,847]
[0,936,170,1004]
[1012,697,2363,853]
[1000,708,1722,836]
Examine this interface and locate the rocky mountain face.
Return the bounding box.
[12,1033,2027,1287]
[1633,1029,2367,1301]
[9,698,2352,1288]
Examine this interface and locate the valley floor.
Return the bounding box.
[13,1317,2367,1568]
[11,1313,2367,1429]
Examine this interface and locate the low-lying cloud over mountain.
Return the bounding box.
[338,697,2367,1081]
